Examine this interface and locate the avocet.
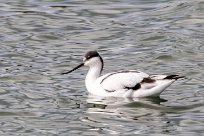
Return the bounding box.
[62,50,184,97]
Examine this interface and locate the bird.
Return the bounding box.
[62,50,184,97]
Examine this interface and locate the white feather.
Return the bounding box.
[97,71,148,91]
[64,51,183,97]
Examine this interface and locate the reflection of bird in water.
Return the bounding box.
[85,95,167,109]
[62,50,184,97]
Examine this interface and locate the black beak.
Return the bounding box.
[61,63,84,74]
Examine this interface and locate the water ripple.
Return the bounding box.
[0,0,204,135]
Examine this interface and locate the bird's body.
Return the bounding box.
[62,51,184,97]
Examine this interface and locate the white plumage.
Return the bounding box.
[62,51,184,97]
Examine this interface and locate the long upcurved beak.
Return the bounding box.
[61,63,84,74]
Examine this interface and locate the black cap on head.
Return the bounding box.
[84,50,99,60]
[61,50,103,75]
[84,50,103,73]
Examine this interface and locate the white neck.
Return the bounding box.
[85,63,102,91]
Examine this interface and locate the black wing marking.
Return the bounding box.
[124,83,141,90]
[104,89,116,93]
[141,77,155,83]
[123,77,155,91]
[164,75,185,80]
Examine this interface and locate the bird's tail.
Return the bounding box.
[163,75,185,80]
[150,74,185,80]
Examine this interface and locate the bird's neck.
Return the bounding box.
[85,64,102,88]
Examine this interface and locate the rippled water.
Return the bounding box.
[0,0,204,135]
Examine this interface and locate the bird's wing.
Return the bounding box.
[97,70,150,92]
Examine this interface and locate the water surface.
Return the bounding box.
[0,0,204,135]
